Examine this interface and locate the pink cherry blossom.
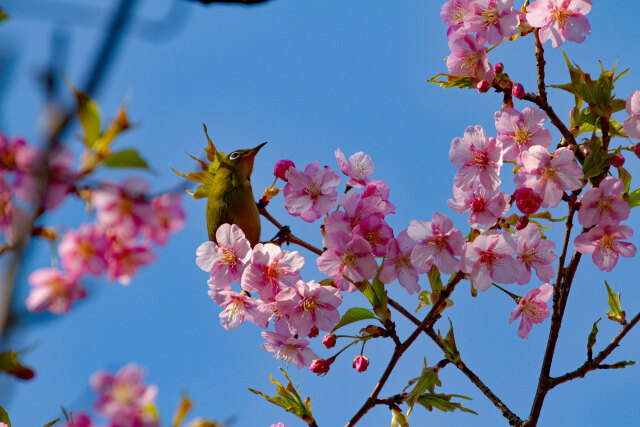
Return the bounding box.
[514,187,543,215]
[14,144,78,210]
[450,125,503,191]
[260,331,318,369]
[316,232,378,292]
[105,237,156,285]
[90,363,158,419]
[446,33,495,82]
[447,184,510,228]
[408,212,464,274]
[623,91,640,139]
[26,268,86,314]
[509,284,552,338]
[276,279,343,337]
[441,0,473,36]
[514,223,557,284]
[526,0,592,48]
[380,229,427,295]
[325,189,391,236]
[465,0,519,45]
[514,146,583,208]
[460,230,519,291]
[352,214,394,256]
[241,243,304,301]
[196,224,252,288]
[140,193,185,245]
[335,149,374,189]
[58,225,109,278]
[0,133,26,171]
[284,162,341,222]
[362,179,396,216]
[92,178,154,239]
[578,177,630,228]
[574,225,636,272]
[494,107,552,163]
[62,412,93,427]
[213,290,268,330]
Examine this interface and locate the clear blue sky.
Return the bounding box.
[2,0,640,426]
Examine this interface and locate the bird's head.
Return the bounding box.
[221,142,267,179]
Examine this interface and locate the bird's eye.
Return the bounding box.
[229,152,240,160]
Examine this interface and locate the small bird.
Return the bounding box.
[206,142,266,247]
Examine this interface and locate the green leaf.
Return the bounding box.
[65,80,101,148]
[332,307,377,333]
[248,369,315,424]
[529,211,568,223]
[0,405,10,426]
[95,106,131,152]
[582,136,607,180]
[427,73,475,89]
[627,189,640,208]
[618,167,632,194]
[587,318,601,360]
[438,319,460,363]
[428,265,443,293]
[0,9,8,23]
[0,351,34,380]
[42,419,60,427]
[415,393,477,415]
[404,358,442,414]
[604,281,625,323]
[103,149,149,169]
[371,275,389,322]
[416,290,434,313]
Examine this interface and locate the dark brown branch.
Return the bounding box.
[387,298,523,426]
[549,311,640,388]
[258,207,324,255]
[345,273,464,426]
[533,29,547,102]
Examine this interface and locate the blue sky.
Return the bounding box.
[2,0,640,426]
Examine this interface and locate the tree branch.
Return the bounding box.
[258,207,324,255]
[549,311,640,388]
[387,298,523,426]
[345,273,464,426]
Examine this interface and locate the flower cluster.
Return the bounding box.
[0,129,187,315]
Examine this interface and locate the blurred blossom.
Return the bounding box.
[26,268,86,314]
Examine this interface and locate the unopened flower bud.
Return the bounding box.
[609,153,625,168]
[494,62,504,74]
[310,358,334,376]
[634,143,640,159]
[515,187,542,215]
[512,83,525,99]
[274,159,295,181]
[8,366,35,380]
[477,80,490,93]
[582,146,591,157]
[353,355,369,373]
[360,325,386,338]
[516,216,529,230]
[322,333,337,349]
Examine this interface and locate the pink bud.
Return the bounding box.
[308,326,319,338]
[582,146,591,157]
[476,80,490,93]
[353,355,369,373]
[515,187,542,215]
[634,143,640,159]
[310,358,333,376]
[516,216,529,230]
[494,63,504,74]
[322,333,337,349]
[609,153,625,168]
[512,83,525,99]
[274,159,295,181]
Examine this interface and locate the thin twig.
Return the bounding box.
[550,311,640,388]
[258,207,324,255]
[345,273,464,426]
[387,298,523,426]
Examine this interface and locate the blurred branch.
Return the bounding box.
[187,0,272,4]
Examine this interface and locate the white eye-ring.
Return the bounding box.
[229,152,240,160]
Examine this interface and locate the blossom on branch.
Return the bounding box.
[26,268,86,314]
[284,162,341,222]
[460,230,519,291]
[623,90,640,140]
[465,0,519,45]
[335,148,374,189]
[509,284,552,338]
[408,212,464,275]
[59,224,109,278]
[440,0,473,36]
[260,331,318,369]
[514,146,583,208]
[526,0,592,48]
[316,232,377,292]
[578,177,630,228]
[450,125,503,191]
[514,223,557,284]
[447,183,510,228]
[214,289,268,330]
[574,225,637,272]
[241,243,304,301]
[494,107,552,164]
[380,229,427,295]
[446,33,495,82]
[196,224,252,288]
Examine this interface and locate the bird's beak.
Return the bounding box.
[251,142,267,153]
